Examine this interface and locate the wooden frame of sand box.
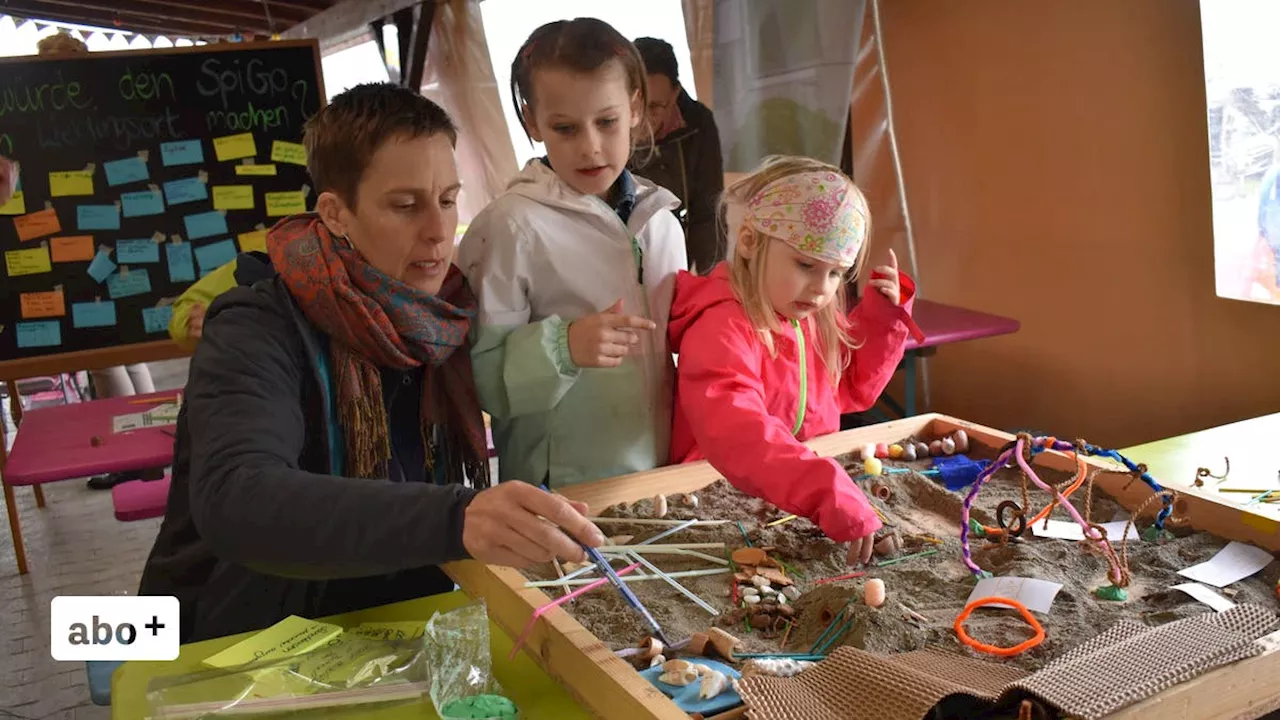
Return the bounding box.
[442,413,1280,720]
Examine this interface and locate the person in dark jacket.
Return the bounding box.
[629,37,725,275]
[138,84,605,643]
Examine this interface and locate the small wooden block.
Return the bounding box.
[731,547,767,566]
[755,567,794,587]
[734,571,755,583]
[608,535,635,545]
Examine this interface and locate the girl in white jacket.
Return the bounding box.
[457,18,687,488]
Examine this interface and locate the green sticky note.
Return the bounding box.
[202,615,343,670]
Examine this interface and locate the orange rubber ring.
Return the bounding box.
[954,596,1045,657]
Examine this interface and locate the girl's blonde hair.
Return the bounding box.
[723,155,872,384]
[37,32,88,56]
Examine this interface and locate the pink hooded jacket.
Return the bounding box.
[669,262,922,542]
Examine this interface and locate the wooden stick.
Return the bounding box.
[552,558,570,598]
[588,517,732,526]
[627,552,719,616]
[668,548,730,566]
[524,567,729,588]
[765,514,798,527]
[153,680,431,719]
[638,518,700,545]
[597,543,724,552]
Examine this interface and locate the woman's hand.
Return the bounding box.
[567,299,655,368]
[0,156,16,207]
[866,249,901,306]
[188,303,207,340]
[846,531,876,566]
[462,481,605,568]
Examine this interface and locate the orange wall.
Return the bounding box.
[865,0,1280,448]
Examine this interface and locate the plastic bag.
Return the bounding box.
[422,601,517,719]
[145,631,431,718]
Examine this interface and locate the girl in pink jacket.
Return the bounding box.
[669,156,924,565]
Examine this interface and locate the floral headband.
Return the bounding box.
[741,171,869,267]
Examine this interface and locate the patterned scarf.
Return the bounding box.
[267,213,490,488]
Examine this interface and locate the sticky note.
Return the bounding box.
[16,320,60,348]
[203,616,342,670]
[121,189,165,218]
[78,205,121,231]
[195,239,238,273]
[20,290,65,319]
[235,164,277,176]
[14,207,61,241]
[106,268,152,299]
[49,170,95,197]
[237,228,268,253]
[164,176,209,206]
[213,132,257,162]
[265,190,307,217]
[88,249,117,283]
[271,140,307,166]
[116,239,161,263]
[0,190,26,215]
[104,156,149,186]
[161,140,204,167]
[5,247,52,277]
[212,185,255,211]
[51,236,95,263]
[142,306,174,334]
[184,211,228,240]
[166,243,195,283]
[72,300,117,328]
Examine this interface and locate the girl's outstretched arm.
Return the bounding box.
[679,309,883,543]
[838,268,921,412]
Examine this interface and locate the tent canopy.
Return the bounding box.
[0,0,336,39]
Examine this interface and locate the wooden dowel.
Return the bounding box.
[588,517,732,526]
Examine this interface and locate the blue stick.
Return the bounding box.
[583,545,670,644]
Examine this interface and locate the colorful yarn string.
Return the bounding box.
[1078,443,1173,529]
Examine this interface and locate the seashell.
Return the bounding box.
[650,654,665,668]
[659,669,700,687]
[914,441,930,457]
[683,493,699,508]
[662,659,692,674]
[651,494,668,518]
[953,429,970,453]
[699,670,729,699]
[776,594,788,605]
[928,440,943,456]
[751,575,772,589]
[941,437,956,455]
[864,578,886,608]
[782,586,801,601]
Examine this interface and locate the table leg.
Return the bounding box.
[0,414,28,575]
[33,485,45,509]
[903,351,918,417]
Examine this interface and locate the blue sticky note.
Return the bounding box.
[164,177,208,205]
[72,301,117,328]
[142,306,174,334]
[166,243,195,283]
[78,204,121,231]
[106,268,152,299]
[121,189,165,218]
[88,249,117,283]
[103,156,149,186]
[194,239,237,273]
[116,239,160,263]
[161,140,204,167]
[184,211,228,240]
[16,320,61,348]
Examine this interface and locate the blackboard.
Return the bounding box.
[0,40,324,380]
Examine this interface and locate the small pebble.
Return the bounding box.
[862,443,877,461]
[914,441,930,457]
[864,457,883,476]
[741,587,760,598]
[888,444,904,459]
[744,595,761,605]
[782,586,801,601]
[652,494,668,518]
[760,586,777,596]
[901,444,917,462]
[941,437,956,455]
[776,594,788,605]
[864,578,887,607]
[751,576,771,589]
[875,442,889,458]
[928,440,943,456]
[953,429,970,453]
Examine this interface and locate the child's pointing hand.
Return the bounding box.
[866,249,902,306]
[567,299,655,368]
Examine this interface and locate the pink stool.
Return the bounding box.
[111,476,171,522]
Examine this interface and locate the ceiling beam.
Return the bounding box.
[8,0,272,34]
[2,6,224,38]
[281,0,421,49]
[110,0,314,26]
[225,0,332,14]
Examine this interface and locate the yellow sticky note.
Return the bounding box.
[0,190,26,215]
[49,170,95,197]
[6,247,52,277]
[237,228,268,253]
[265,190,306,217]
[20,289,65,319]
[212,185,255,211]
[346,621,426,641]
[235,164,278,176]
[202,615,342,670]
[213,132,257,162]
[271,140,307,166]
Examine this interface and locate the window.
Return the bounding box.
[479,0,695,167]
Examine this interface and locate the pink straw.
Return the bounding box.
[509,561,642,660]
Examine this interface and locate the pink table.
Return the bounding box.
[885,299,1021,416]
[1,390,178,574]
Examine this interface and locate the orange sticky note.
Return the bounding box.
[14,207,61,242]
[20,289,65,319]
[237,228,267,253]
[50,236,96,263]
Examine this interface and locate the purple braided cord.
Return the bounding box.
[958,445,1017,575]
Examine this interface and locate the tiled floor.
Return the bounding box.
[1,359,189,720]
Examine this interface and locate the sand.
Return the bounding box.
[520,438,1280,672]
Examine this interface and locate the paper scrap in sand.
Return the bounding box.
[14,207,61,241]
[0,190,26,215]
[213,132,257,162]
[967,576,1063,614]
[1170,582,1236,612]
[1030,519,1140,542]
[1177,541,1274,587]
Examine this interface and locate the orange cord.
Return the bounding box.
[954,596,1046,657]
[983,449,1088,536]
